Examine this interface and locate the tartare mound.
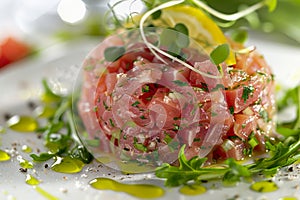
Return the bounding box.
[78,32,275,166]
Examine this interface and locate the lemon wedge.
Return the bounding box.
[152,5,235,65]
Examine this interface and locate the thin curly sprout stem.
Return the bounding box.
[149,42,223,79]
[139,0,223,79]
[191,0,265,21]
[139,0,185,65]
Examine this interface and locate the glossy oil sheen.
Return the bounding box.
[51,156,84,173]
[250,181,279,193]
[19,158,34,169]
[25,174,40,185]
[0,150,10,161]
[89,178,165,198]
[33,186,59,200]
[179,184,207,195]
[7,115,38,132]
[21,145,33,153]
[279,197,298,200]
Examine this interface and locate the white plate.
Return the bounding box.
[0,35,300,200]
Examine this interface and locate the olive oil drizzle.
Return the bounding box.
[89,178,165,198]
[250,180,279,193]
[25,174,40,185]
[7,115,38,132]
[51,156,85,173]
[0,149,10,161]
[179,184,207,195]
[33,186,60,200]
[18,157,34,169]
[279,197,298,200]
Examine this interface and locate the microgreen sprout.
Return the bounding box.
[139,0,225,79]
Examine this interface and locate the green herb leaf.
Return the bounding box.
[156,117,300,187]
[229,106,234,114]
[151,10,162,19]
[265,0,277,12]
[174,23,189,35]
[104,46,126,62]
[142,85,150,93]
[30,80,94,164]
[174,23,190,48]
[242,85,254,103]
[210,44,230,65]
[131,101,140,107]
[30,152,55,162]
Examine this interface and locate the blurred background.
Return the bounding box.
[0,0,299,69]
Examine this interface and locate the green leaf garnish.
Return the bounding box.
[265,0,277,12]
[131,101,141,107]
[30,152,55,162]
[151,10,162,19]
[156,135,300,187]
[210,44,230,65]
[174,23,189,36]
[31,80,93,164]
[242,85,254,103]
[104,46,126,62]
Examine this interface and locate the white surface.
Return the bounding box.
[0,36,300,200]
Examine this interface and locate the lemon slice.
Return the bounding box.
[152,5,235,65]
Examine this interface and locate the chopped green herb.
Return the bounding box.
[131,101,141,107]
[93,106,98,112]
[173,116,180,121]
[229,107,234,114]
[173,124,180,131]
[134,143,147,152]
[193,138,201,142]
[109,118,115,127]
[103,101,110,110]
[248,137,259,148]
[140,115,147,119]
[133,137,147,152]
[142,85,150,93]
[164,132,172,144]
[242,85,254,103]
